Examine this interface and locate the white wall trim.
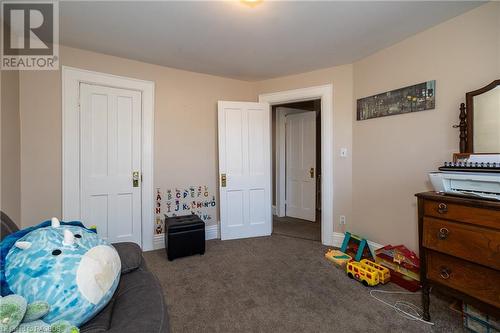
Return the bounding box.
[62,66,155,251]
[153,234,165,250]
[332,232,345,248]
[205,224,219,240]
[332,232,383,252]
[152,224,220,250]
[276,109,286,217]
[259,84,334,246]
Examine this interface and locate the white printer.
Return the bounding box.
[429,154,500,200]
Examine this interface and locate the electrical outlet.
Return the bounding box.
[340,215,346,225]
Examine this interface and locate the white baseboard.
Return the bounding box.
[332,232,345,248]
[153,234,164,250]
[332,232,383,252]
[205,224,219,240]
[153,234,165,250]
[152,224,220,250]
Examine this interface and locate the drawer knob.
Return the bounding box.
[437,203,448,214]
[439,266,451,280]
[438,227,449,240]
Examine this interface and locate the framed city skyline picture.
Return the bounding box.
[357,80,436,121]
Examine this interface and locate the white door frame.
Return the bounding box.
[259,84,334,246]
[62,66,155,251]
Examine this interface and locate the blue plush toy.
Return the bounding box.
[0,218,121,327]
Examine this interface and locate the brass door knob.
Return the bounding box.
[132,171,140,187]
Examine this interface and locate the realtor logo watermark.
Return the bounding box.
[1,1,59,70]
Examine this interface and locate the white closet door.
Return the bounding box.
[286,112,316,221]
[80,83,142,244]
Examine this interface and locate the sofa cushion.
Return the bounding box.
[1,212,19,242]
[81,269,168,333]
[110,270,167,332]
[78,298,114,333]
[112,242,144,274]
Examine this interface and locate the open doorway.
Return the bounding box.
[272,99,321,241]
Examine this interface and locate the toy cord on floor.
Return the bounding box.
[369,289,435,326]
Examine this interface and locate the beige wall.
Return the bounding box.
[19,46,254,228]
[255,2,499,252]
[255,64,354,236]
[15,3,499,252]
[352,2,500,252]
[1,70,21,226]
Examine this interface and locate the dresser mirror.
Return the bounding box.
[458,80,500,153]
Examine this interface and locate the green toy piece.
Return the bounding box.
[0,295,27,333]
[0,295,78,333]
[50,320,80,333]
[22,301,50,322]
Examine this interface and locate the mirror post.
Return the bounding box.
[459,103,467,153]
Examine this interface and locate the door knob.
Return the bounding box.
[310,168,315,178]
[132,171,140,187]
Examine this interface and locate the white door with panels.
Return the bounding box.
[80,83,142,244]
[218,101,272,240]
[286,112,316,221]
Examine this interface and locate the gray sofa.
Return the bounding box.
[1,212,169,333]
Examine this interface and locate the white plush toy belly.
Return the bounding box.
[3,218,121,327]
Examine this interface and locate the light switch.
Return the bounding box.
[340,148,348,157]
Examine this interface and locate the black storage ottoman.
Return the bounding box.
[164,215,205,261]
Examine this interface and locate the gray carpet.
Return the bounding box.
[273,216,321,241]
[143,235,464,333]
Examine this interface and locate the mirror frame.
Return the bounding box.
[459,79,500,153]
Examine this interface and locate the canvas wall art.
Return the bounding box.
[357,80,436,121]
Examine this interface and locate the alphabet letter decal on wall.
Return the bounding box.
[154,185,217,235]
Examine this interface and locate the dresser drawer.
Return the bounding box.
[424,199,500,229]
[427,251,500,308]
[423,217,500,270]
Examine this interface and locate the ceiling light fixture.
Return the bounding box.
[240,0,262,8]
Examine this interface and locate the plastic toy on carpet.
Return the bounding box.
[360,259,390,284]
[346,260,381,287]
[340,232,374,262]
[375,244,420,291]
[324,249,352,268]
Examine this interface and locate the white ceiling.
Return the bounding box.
[60,1,483,81]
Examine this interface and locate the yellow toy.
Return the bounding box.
[325,249,352,268]
[360,259,390,284]
[346,261,381,287]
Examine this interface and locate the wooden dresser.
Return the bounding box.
[416,192,500,321]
